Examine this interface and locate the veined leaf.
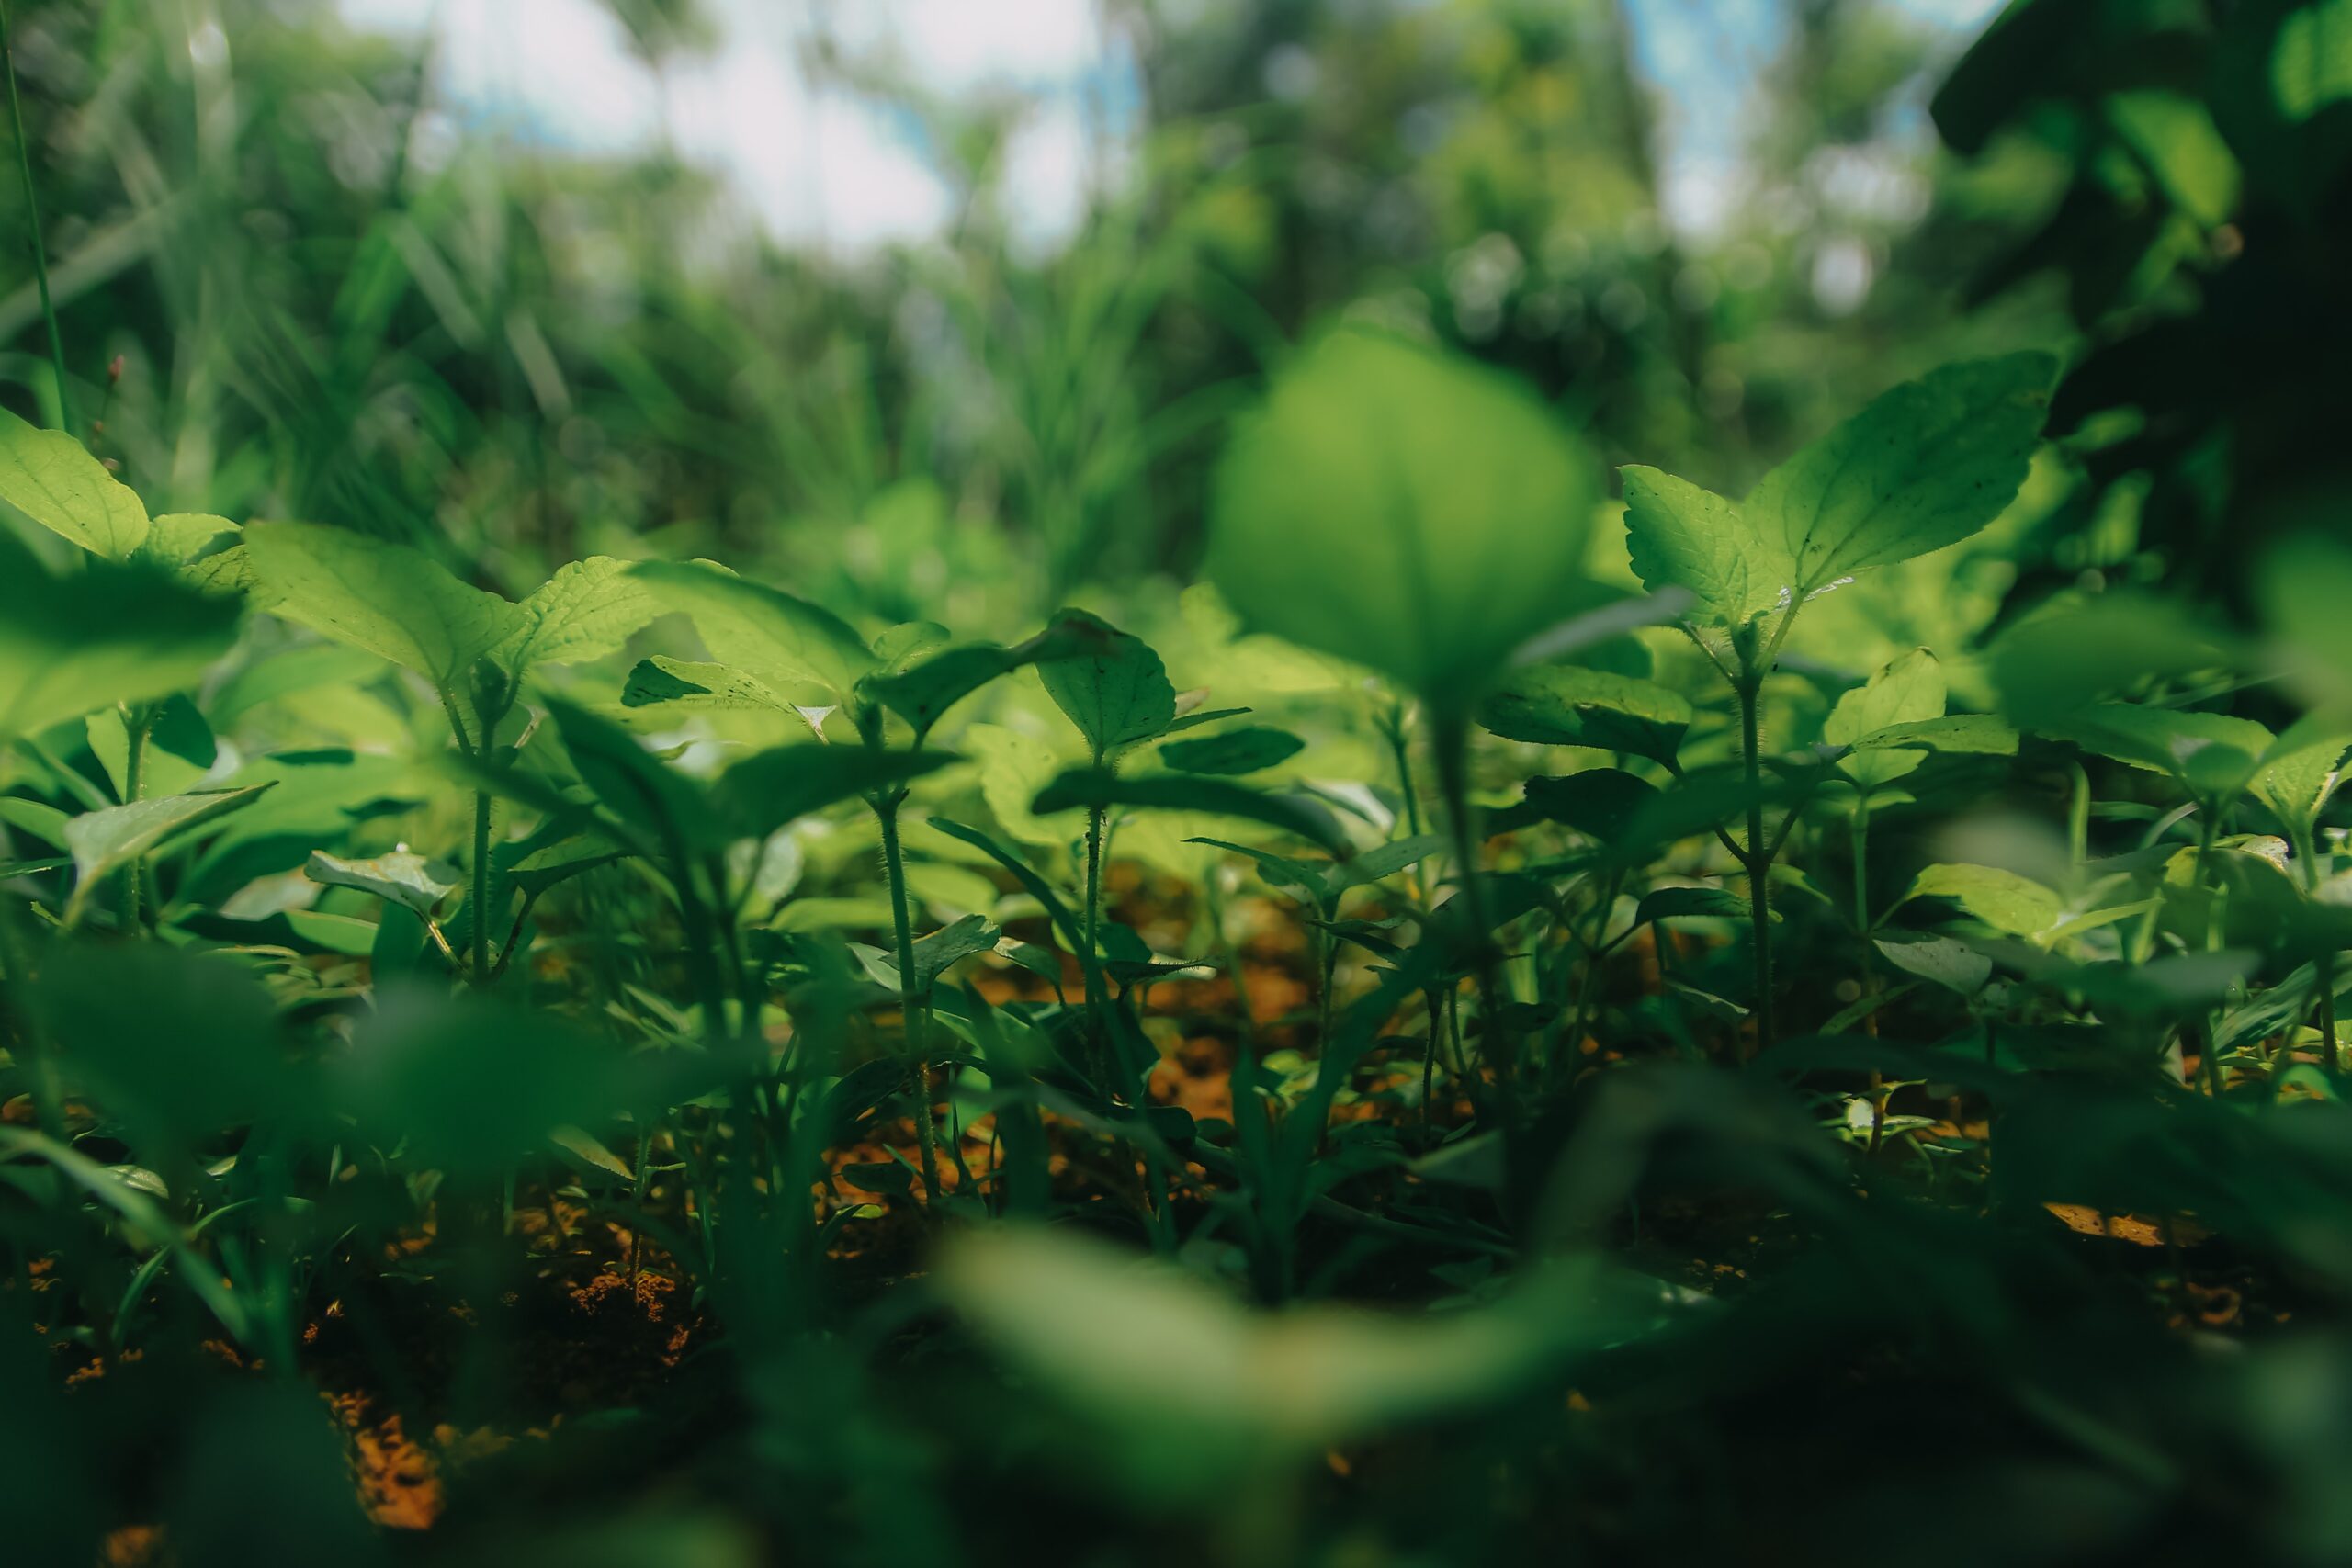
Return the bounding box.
[1905,863,2064,938]
[1621,466,1784,628]
[1849,714,2018,757]
[1158,725,1305,776]
[304,849,460,919]
[246,521,524,690]
[621,655,821,716]
[1478,666,1691,766]
[1826,650,1945,789]
[2253,725,2352,837]
[64,784,275,919]
[1873,931,1993,995]
[1036,609,1178,761]
[865,613,1094,738]
[1748,353,2055,596]
[630,560,875,705]
[497,557,661,672]
[0,407,148,558]
[1034,769,1351,856]
[872,913,1003,991]
[1635,886,1755,925]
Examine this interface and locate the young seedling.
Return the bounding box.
[1620,353,2054,1047]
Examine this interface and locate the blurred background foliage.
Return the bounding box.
[2,0,2101,629]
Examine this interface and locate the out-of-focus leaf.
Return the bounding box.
[1034,768,1350,856]
[0,547,242,739]
[1208,327,1600,712]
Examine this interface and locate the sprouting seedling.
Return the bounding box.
[1206,326,1606,1100]
[1620,352,2055,1048]
[245,523,659,982]
[628,560,1098,1210]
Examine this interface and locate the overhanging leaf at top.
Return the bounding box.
[0,547,243,740]
[245,521,524,690]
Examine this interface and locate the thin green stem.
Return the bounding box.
[1737,677,1777,1053]
[876,792,942,1213]
[1,0,70,430]
[1081,796,1111,1092]
[118,704,150,934]
[1431,707,1513,1102]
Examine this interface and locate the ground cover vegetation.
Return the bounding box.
[5,0,2352,1563]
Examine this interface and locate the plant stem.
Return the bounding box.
[1431,708,1513,1099]
[118,704,150,934]
[1,0,70,430]
[875,792,943,1213]
[1081,796,1111,1092]
[1737,676,1777,1054]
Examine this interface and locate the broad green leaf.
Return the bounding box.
[545,699,709,856]
[2253,726,2352,837]
[498,821,631,898]
[548,1125,634,1180]
[496,556,662,672]
[1848,714,2018,756]
[245,521,524,690]
[1036,609,1178,761]
[1207,327,1600,711]
[63,784,274,919]
[621,655,819,715]
[865,614,1094,738]
[630,560,875,705]
[1873,931,1993,995]
[140,513,247,594]
[967,723,1082,849]
[873,913,1002,991]
[1033,768,1351,857]
[1492,770,1661,841]
[1478,665,1691,766]
[0,549,242,740]
[304,849,459,919]
[0,797,70,846]
[1635,886,1752,924]
[1747,353,2055,597]
[711,742,955,842]
[1157,725,1305,776]
[0,407,148,558]
[1905,863,2064,938]
[1620,466,1785,628]
[2045,705,2276,799]
[1826,650,1945,789]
